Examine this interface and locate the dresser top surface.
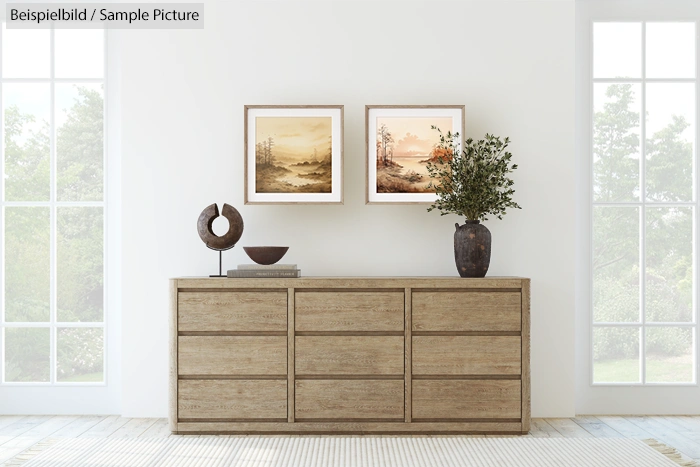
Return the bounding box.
[172,276,530,289]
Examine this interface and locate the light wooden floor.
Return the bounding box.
[0,416,699,464]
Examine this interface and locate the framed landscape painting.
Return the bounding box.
[244,105,344,204]
[366,105,465,204]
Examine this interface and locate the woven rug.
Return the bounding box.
[3,436,698,467]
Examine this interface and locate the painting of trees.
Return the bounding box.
[372,115,456,195]
[377,123,394,166]
[255,137,277,167]
[252,116,333,194]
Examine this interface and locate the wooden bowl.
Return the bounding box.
[243,246,289,265]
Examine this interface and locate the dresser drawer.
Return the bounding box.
[295,380,404,420]
[413,336,521,375]
[412,380,521,419]
[178,336,286,375]
[178,380,287,420]
[296,291,404,332]
[178,291,287,332]
[295,336,403,375]
[412,291,521,332]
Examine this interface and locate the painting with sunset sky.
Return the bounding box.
[366,106,464,204]
[245,106,343,204]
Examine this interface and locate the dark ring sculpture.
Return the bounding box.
[197,203,244,251]
[197,203,244,277]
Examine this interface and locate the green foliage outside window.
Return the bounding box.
[4,86,104,382]
[593,84,693,363]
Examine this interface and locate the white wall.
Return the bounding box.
[120,0,575,418]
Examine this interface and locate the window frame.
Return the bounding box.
[577,15,700,388]
[589,19,699,387]
[0,26,109,387]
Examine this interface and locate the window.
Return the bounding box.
[1,26,106,384]
[591,22,697,385]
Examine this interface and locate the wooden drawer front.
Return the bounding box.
[178,336,286,375]
[296,336,403,375]
[295,292,404,331]
[412,291,521,332]
[178,380,287,420]
[413,336,521,375]
[178,291,287,332]
[412,380,521,419]
[295,380,404,420]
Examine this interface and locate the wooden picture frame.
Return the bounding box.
[365,105,465,204]
[244,105,344,204]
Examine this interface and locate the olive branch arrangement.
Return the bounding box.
[426,127,521,222]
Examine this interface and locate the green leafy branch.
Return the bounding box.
[426,127,521,222]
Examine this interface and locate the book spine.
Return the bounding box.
[227,270,301,278]
[237,264,298,270]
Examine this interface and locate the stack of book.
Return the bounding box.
[227,264,301,278]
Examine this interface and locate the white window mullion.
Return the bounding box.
[102,28,109,386]
[6,322,105,328]
[49,27,56,385]
[589,19,596,388]
[593,78,696,83]
[640,21,647,385]
[1,202,103,208]
[594,322,697,327]
[0,21,5,386]
[594,201,696,206]
[695,19,700,386]
[1,78,103,84]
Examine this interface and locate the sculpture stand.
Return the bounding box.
[208,245,234,278]
[210,250,225,278]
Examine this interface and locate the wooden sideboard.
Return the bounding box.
[170,277,530,434]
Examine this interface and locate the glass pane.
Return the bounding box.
[57,207,104,322]
[646,23,695,79]
[57,328,104,382]
[55,30,104,78]
[593,327,640,383]
[4,207,50,322]
[593,83,641,202]
[646,207,693,323]
[646,83,695,202]
[593,207,640,322]
[4,328,50,382]
[594,23,642,79]
[56,84,104,202]
[1,24,50,78]
[3,84,51,201]
[646,327,694,383]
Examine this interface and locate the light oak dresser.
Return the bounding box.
[170,277,530,434]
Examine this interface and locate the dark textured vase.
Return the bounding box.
[454,220,491,278]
